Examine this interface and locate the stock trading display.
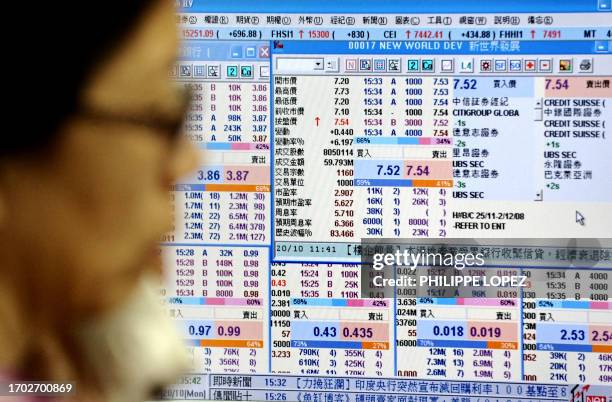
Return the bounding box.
[159,1,612,400]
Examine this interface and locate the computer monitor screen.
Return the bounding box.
[160,0,612,400]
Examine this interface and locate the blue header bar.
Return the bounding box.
[271,40,608,55]
[178,0,608,13]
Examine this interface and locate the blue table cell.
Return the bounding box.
[181,320,216,339]
[355,179,413,187]
[418,339,488,349]
[291,340,362,349]
[537,343,593,352]
[291,321,340,341]
[418,321,467,340]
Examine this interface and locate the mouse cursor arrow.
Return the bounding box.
[575,211,585,226]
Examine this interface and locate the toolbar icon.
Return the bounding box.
[374,59,387,71]
[559,59,573,72]
[207,65,220,78]
[480,59,492,72]
[168,64,179,78]
[259,45,270,58]
[578,58,593,73]
[509,59,522,72]
[180,64,192,77]
[421,59,434,72]
[388,58,401,72]
[538,59,552,72]
[441,59,454,72]
[245,46,256,58]
[595,41,609,52]
[525,59,537,72]
[226,65,239,78]
[458,58,473,73]
[230,46,242,58]
[240,65,253,78]
[325,58,339,72]
[598,0,611,11]
[346,59,357,71]
[494,59,507,72]
[359,59,372,71]
[194,65,206,77]
[407,59,419,71]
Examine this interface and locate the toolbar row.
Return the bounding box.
[274,56,601,74]
[171,63,270,80]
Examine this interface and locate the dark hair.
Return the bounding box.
[4,1,158,156]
